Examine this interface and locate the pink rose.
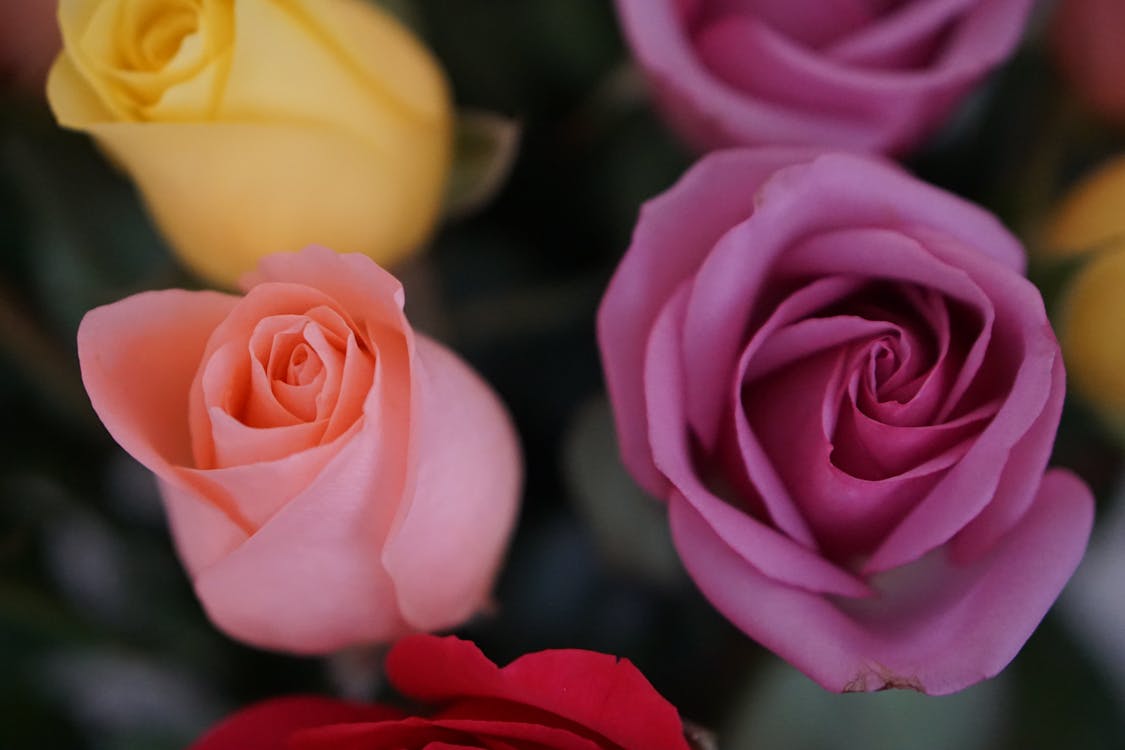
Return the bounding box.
[78,247,522,653]
[616,0,1032,154]
[598,149,1093,694]
[1050,0,1125,125]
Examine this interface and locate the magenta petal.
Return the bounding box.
[598,148,823,496]
[670,469,1093,694]
[828,0,978,67]
[680,154,1023,446]
[645,288,872,597]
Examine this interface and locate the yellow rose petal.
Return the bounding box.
[1060,244,1125,424]
[47,52,115,126]
[1045,154,1125,259]
[289,0,449,123]
[87,119,448,287]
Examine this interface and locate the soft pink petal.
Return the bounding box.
[598,148,821,496]
[189,282,350,469]
[382,335,522,632]
[178,428,361,534]
[681,153,1022,446]
[616,0,1031,152]
[241,246,406,334]
[828,0,977,68]
[863,227,1058,573]
[192,422,410,653]
[79,289,239,472]
[745,347,951,558]
[950,355,1067,562]
[670,469,1093,694]
[78,289,256,534]
[698,0,877,49]
[729,276,870,548]
[644,288,873,597]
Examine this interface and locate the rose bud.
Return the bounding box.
[79,248,522,653]
[48,0,452,287]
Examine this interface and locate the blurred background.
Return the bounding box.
[3,0,1125,747]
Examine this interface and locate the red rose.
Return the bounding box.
[190,635,692,750]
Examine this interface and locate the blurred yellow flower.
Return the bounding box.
[1060,245,1125,428]
[48,0,452,287]
[1044,154,1125,260]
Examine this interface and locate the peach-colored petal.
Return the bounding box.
[78,289,238,476]
[382,335,523,631]
[192,425,410,653]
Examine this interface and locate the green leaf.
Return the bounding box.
[443,110,522,220]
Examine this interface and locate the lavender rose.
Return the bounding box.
[598,148,1093,694]
[616,0,1033,154]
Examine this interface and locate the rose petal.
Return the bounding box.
[385,635,691,750]
[382,335,522,632]
[188,696,401,750]
[69,121,446,286]
[191,422,410,653]
[670,469,1093,694]
[220,0,406,138]
[616,0,885,149]
[645,288,874,597]
[863,228,1057,573]
[681,154,1023,450]
[696,0,877,50]
[599,147,822,496]
[77,289,257,535]
[827,0,978,68]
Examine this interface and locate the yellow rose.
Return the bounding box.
[1059,244,1125,429]
[1044,154,1125,260]
[48,0,452,287]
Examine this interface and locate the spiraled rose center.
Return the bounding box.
[731,280,999,560]
[76,0,234,120]
[120,0,200,71]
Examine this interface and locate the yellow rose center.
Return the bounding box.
[68,0,233,120]
[125,0,200,72]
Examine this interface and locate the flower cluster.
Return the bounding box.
[15,0,1114,744]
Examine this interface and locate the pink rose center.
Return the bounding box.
[727,280,1004,561]
[194,301,377,469]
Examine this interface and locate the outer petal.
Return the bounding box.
[670,469,1093,694]
[598,147,822,495]
[616,0,1031,153]
[77,289,256,538]
[382,335,522,632]
[71,120,447,288]
[188,696,401,750]
[78,289,238,472]
[385,635,691,750]
[288,0,450,123]
[190,421,411,653]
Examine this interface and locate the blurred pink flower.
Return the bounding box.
[1050,0,1125,124]
[599,148,1093,694]
[1,0,60,94]
[615,0,1033,154]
